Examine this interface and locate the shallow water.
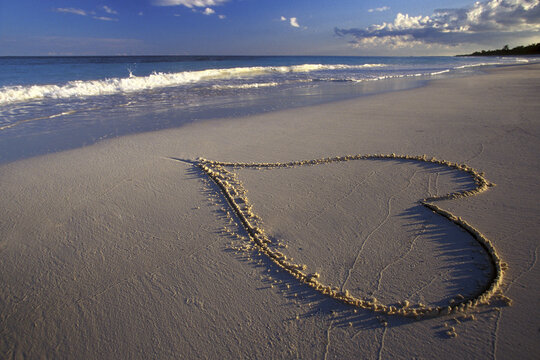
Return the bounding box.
[0,55,534,164]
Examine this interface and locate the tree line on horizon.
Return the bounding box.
[458,43,540,56]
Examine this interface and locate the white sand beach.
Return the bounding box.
[1,64,539,359]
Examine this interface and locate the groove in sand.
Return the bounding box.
[181,153,506,319]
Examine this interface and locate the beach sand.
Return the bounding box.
[1,64,539,359]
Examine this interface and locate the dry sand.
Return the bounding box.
[1,64,539,359]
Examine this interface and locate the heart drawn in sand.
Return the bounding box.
[188,154,506,319]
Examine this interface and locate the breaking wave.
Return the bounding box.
[0,63,386,105]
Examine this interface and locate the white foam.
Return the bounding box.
[430,69,451,76]
[0,64,387,105]
[453,58,530,70]
[211,82,280,90]
[345,70,446,83]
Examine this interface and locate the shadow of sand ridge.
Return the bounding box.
[172,153,507,319]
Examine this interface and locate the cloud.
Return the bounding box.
[55,6,119,21]
[281,16,301,28]
[336,0,540,48]
[103,6,118,15]
[93,16,118,22]
[55,8,87,16]
[154,0,228,7]
[155,0,227,17]
[368,6,390,13]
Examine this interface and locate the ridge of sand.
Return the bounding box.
[191,153,506,319]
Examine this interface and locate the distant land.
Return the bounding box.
[458,43,540,56]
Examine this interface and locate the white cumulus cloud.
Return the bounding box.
[336,0,540,48]
[281,16,301,28]
[203,7,215,15]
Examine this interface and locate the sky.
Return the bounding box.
[0,0,539,56]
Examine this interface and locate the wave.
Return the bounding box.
[0,110,78,131]
[430,69,451,76]
[454,58,530,70]
[0,101,136,131]
[0,63,386,105]
[318,69,452,83]
[211,82,281,90]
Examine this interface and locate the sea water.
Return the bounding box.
[0,55,533,164]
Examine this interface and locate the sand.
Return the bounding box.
[1,64,539,359]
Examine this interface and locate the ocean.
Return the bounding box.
[0,55,533,164]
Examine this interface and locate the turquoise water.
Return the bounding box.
[0,55,533,163]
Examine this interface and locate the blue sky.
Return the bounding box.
[1,0,539,56]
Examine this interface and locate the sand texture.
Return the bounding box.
[1,64,539,359]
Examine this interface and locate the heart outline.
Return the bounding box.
[192,154,506,318]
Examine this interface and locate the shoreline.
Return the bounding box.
[1,63,539,359]
[1,60,536,166]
